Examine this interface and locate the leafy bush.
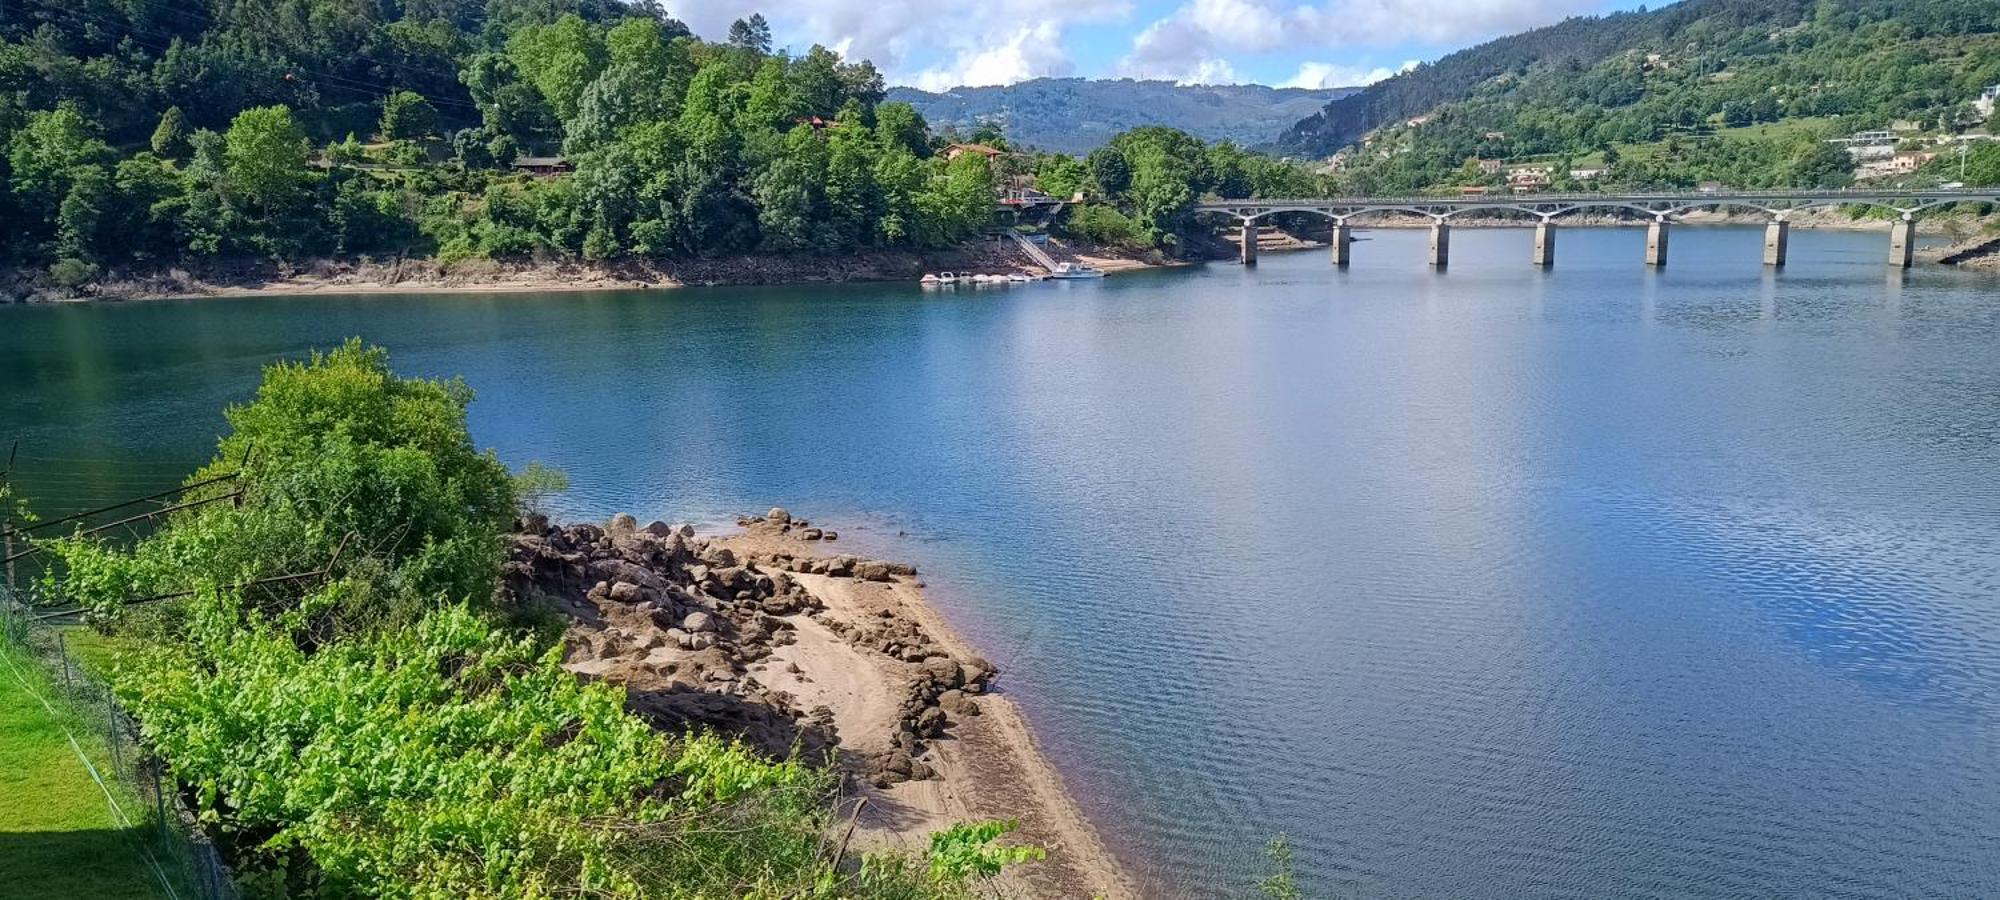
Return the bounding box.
[1061,204,1143,248]
[47,339,513,624]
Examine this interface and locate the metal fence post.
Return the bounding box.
[104,690,124,781]
[57,630,72,689]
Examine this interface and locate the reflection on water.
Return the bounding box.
[3,226,1999,898]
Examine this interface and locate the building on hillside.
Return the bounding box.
[1568,166,1607,180]
[512,156,573,177]
[1459,185,1490,196]
[1887,150,1935,175]
[1976,84,2000,119]
[1506,166,1551,192]
[942,142,1006,162]
[1827,130,1898,161]
[1476,158,1504,175]
[1483,131,1507,140]
[1697,181,1725,193]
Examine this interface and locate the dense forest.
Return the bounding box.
[887,79,1355,155]
[0,0,1338,291]
[1281,0,2000,193]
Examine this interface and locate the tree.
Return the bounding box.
[151,106,191,159]
[744,57,804,130]
[381,91,440,141]
[1087,145,1130,195]
[507,14,607,124]
[224,106,314,212]
[873,101,930,157]
[7,104,116,243]
[727,13,773,54]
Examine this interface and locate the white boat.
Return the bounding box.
[920,273,942,285]
[936,271,959,284]
[1048,262,1105,279]
[1007,272,1031,283]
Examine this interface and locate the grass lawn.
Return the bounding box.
[0,638,175,900]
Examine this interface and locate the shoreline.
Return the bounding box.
[0,240,1173,305]
[506,510,1137,899]
[8,210,1985,305]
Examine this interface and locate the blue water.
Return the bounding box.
[4,226,1998,898]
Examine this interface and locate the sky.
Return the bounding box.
[658,0,1648,92]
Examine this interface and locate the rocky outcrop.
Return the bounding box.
[505,510,995,787]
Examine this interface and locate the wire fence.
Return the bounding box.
[1,580,240,900]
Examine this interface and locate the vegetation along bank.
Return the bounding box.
[13,340,1080,897]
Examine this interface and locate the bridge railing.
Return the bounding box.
[1197,188,2000,209]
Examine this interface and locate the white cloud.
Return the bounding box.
[1279,59,1420,89]
[912,22,1073,91]
[664,0,1129,91]
[1122,0,1599,82]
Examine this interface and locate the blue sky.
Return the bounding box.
[662,0,1650,90]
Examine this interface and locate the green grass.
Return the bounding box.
[0,639,174,900]
[1568,116,1841,166]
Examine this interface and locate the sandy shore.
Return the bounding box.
[506,512,1135,899]
[714,522,1138,899]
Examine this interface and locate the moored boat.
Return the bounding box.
[1049,262,1105,279]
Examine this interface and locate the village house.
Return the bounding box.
[1507,167,1552,192]
[511,156,573,177]
[1477,158,1504,175]
[1568,166,1607,180]
[942,142,1006,162]
[1976,84,2000,119]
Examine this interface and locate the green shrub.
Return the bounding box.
[1061,205,1143,248]
[47,257,99,288]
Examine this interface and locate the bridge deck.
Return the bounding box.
[1197,189,2000,220]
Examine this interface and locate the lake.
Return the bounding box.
[4,225,1998,898]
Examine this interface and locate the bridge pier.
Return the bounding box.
[1429,222,1450,267]
[1890,218,1915,268]
[1532,221,1555,267]
[1645,218,1670,268]
[1330,224,1352,266]
[1763,220,1789,267]
[1240,221,1259,266]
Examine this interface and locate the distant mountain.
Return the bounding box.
[888,78,1358,154]
[1275,0,2000,159]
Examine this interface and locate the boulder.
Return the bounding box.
[921,656,962,688]
[822,530,839,542]
[642,520,675,538]
[608,581,643,604]
[607,513,638,537]
[682,611,717,633]
[854,561,893,582]
[915,706,947,736]
[800,528,823,540]
[937,690,978,716]
[767,506,792,523]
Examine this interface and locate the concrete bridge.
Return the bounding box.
[1196,190,2000,269]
